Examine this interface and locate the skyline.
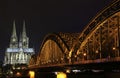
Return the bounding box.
[0,0,113,60]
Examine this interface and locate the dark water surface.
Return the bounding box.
[35,72,120,78]
[2,71,120,78]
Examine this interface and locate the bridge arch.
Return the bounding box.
[72,0,120,62]
[36,33,71,66]
[29,0,120,68]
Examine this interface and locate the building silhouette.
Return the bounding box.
[4,20,35,65]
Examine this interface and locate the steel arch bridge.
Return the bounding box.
[29,0,120,69]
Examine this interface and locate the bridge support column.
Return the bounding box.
[99,26,102,59]
[117,14,120,57]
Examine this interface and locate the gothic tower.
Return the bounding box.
[9,20,18,48]
[4,20,34,65]
[19,21,29,48]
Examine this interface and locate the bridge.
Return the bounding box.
[28,0,120,72]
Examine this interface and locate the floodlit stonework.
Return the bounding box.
[4,20,35,65]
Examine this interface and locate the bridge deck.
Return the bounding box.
[29,57,120,69]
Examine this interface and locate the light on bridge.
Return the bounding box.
[95,50,99,54]
[74,55,77,58]
[83,53,87,56]
[61,58,64,60]
[112,47,116,50]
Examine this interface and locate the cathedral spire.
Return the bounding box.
[21,20,29,48]
[10,20,18,48]
[22,20,27,37]
[12,20,17,37]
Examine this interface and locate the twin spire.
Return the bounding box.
[12,20,27,38]
[10,20,28,48]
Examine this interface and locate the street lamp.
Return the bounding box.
[95,50,99,54]
[83,53,87,60]
[83,53,86,56]
[112,47,116,50]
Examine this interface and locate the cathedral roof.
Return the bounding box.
[6,48,34,53]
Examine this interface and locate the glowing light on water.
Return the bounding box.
[29,71,35,78]
[16,72,21,77]
[72,69,81,73]
[66,69,71,73]
[57,72,67,78]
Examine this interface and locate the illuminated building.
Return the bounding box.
[4,20,35,65]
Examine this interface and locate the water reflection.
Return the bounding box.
[16,72,21,77]
[29,71,35,78]
[56,72,67,78]
[2,70,120,78]
[34,70,120,78]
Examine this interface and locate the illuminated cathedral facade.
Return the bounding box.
[4,21,35,65]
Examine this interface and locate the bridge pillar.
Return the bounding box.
[117,14,120,57]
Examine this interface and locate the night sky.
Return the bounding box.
[0,0,114,61]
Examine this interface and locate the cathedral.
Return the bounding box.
[4,21,35,65]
